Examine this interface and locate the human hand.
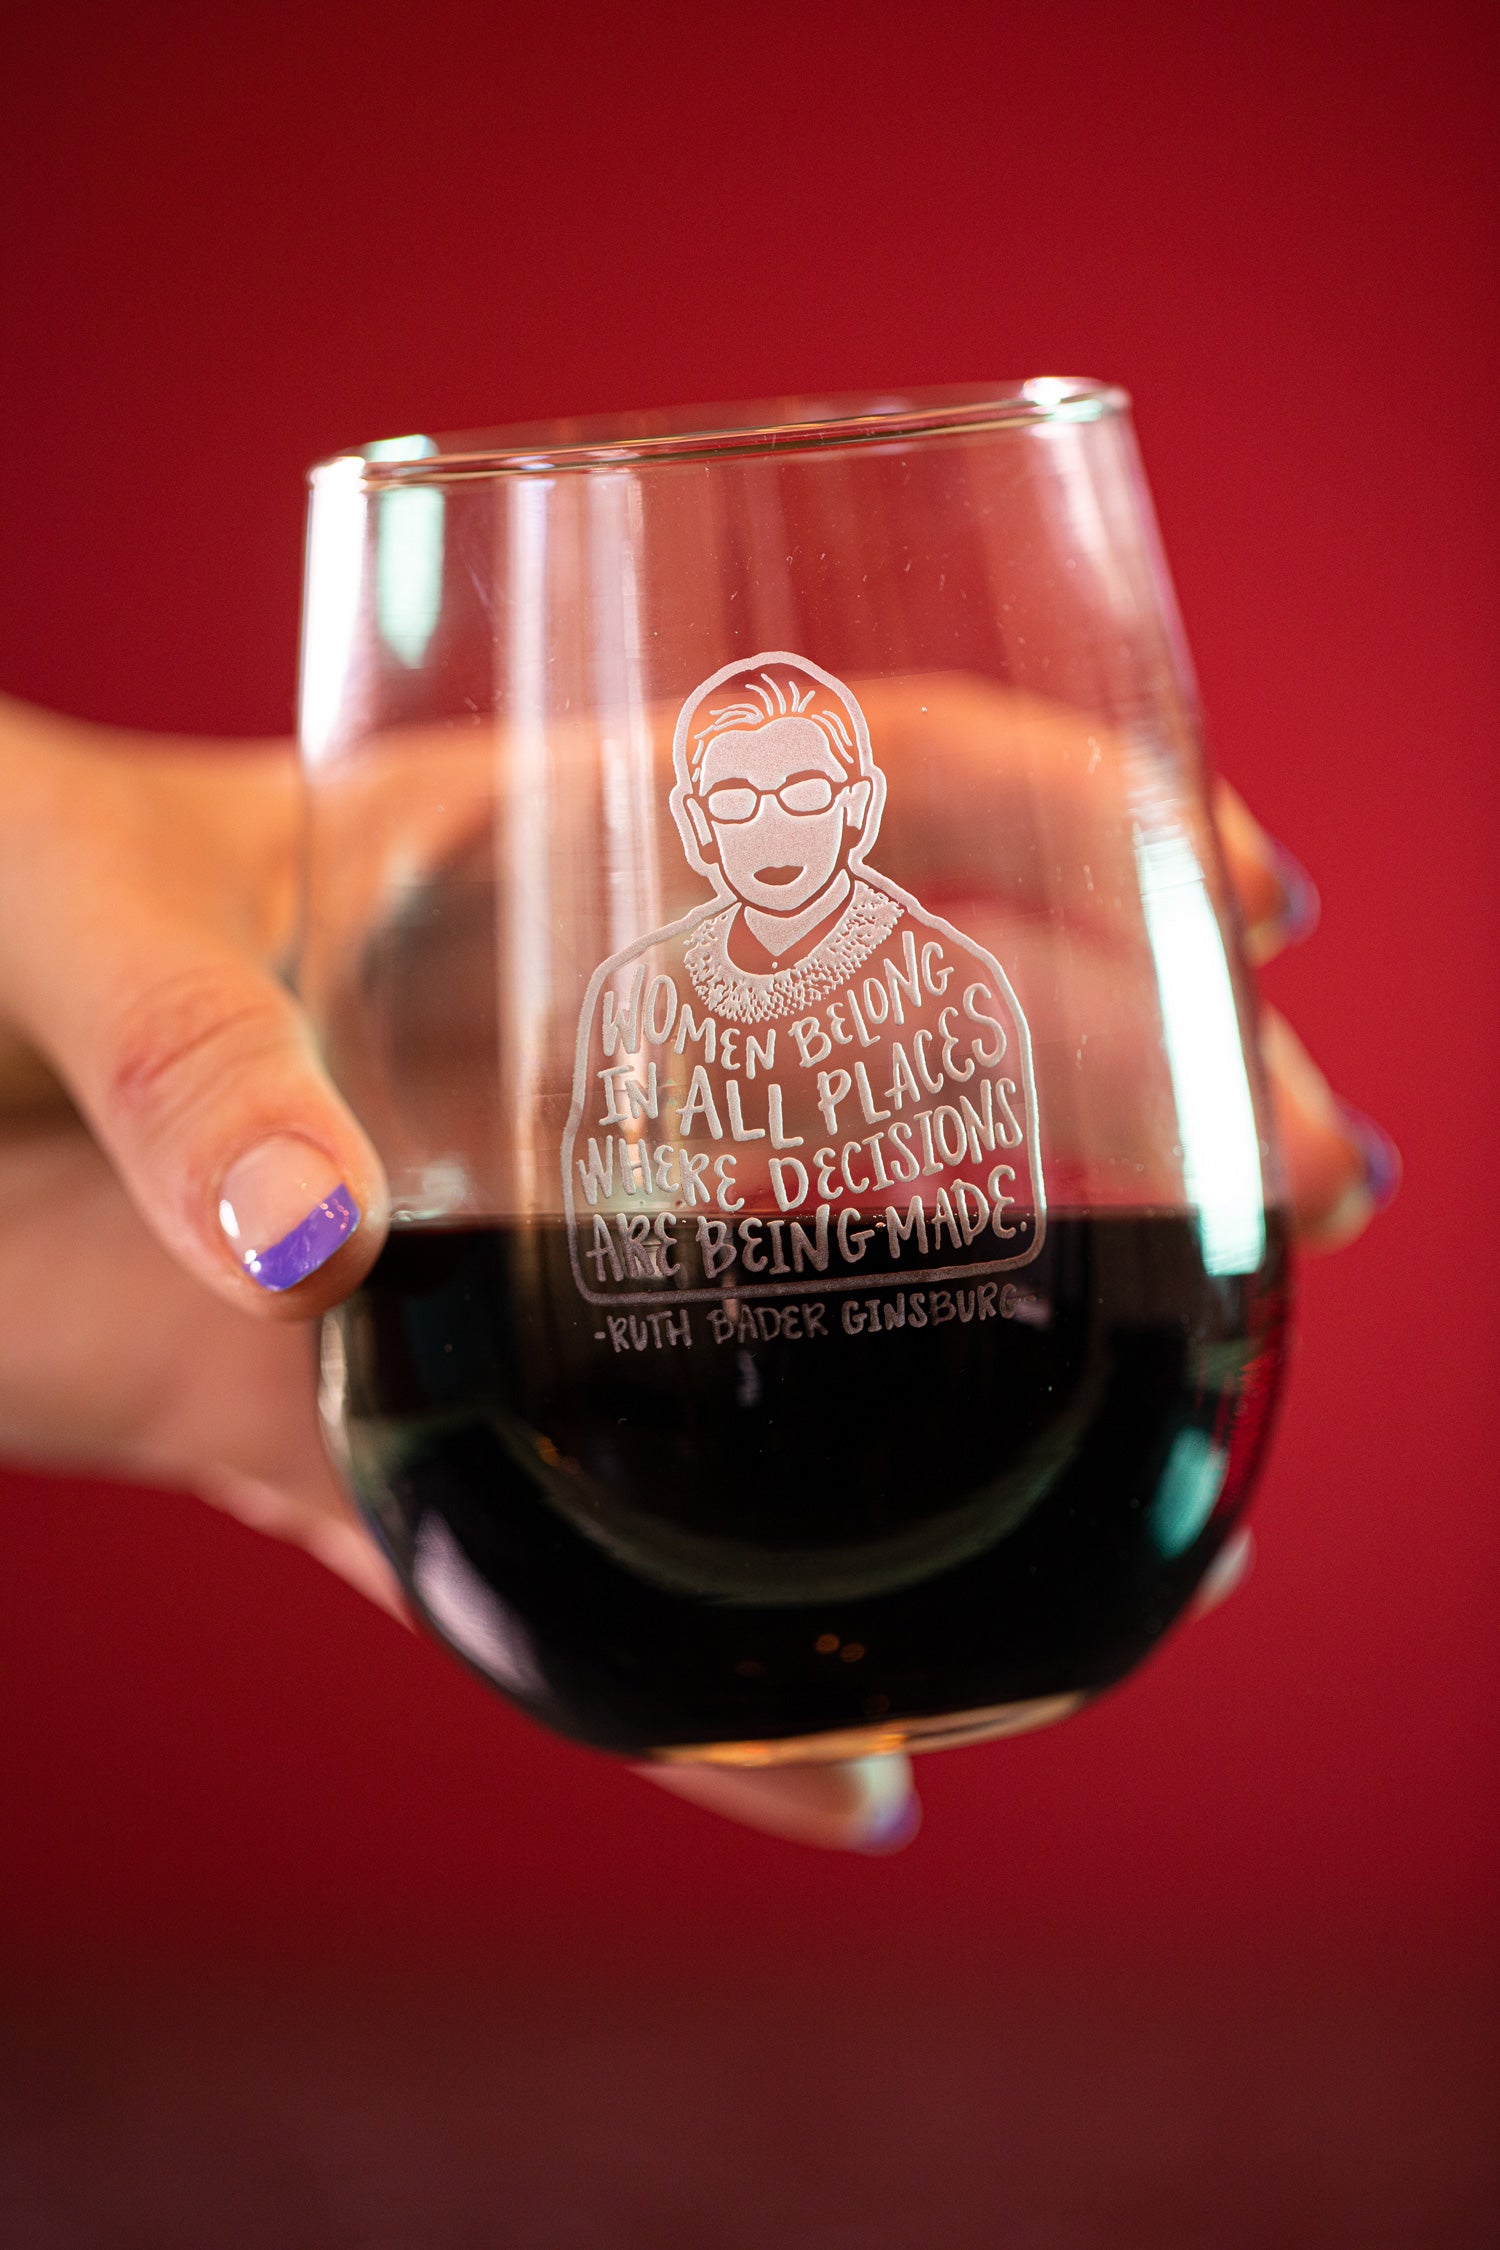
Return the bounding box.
[0,693,1397,1853]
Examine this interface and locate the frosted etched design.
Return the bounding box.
[562,654,1045,1306]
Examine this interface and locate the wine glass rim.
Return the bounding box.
[311,379,1129,486]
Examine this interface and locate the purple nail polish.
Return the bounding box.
[220,1138,361,1291]
[1337,1105,1402,1213]
[242,1184,360,1291]
[1271,843,1321,947]
[848,1756,923,1855]
[856,1792,923,1855]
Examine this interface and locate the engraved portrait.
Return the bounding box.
[563,653,1044,1304]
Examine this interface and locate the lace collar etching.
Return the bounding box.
[683,878,903,1025]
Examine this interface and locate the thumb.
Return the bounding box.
[0,718,386,1316]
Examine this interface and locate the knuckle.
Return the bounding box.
[104,962,294,1133]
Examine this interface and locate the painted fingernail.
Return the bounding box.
[218,1136,359,1290]
[1270,843,1321,947]
[847,1753,923,1855]
[1243,846,1320,965]
[1337,1103,1402,1213]
[638,1750,921,1853]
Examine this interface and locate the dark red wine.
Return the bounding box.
[327,1211,1289,1758]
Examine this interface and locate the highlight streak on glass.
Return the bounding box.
[377,485,446,667]
[1135,824,1266,1277]
[299,456,366,765]
[1036,413,1137,630]
[500,476,554,1216]
[412,1515,545,1699]
[1150,1425,1229,1556]
[365,434,438,464]
[588,471,661,957]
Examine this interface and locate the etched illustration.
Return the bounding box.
[562,653,1044,1308]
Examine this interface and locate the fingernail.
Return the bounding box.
[638,1750,921,1854]
[219,1137,359,1291]
[1337,1103,1402,1213]
[1261,1009,1339,1124]
[1270,843,1321,948]
[847,1753,923,1855]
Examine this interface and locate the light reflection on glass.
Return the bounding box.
[500,477,554,1214]
[365,434,438,463]
[1021,376,1112,423]
[412,1514,544,1698]
[1036,411,1137,625]
[299,456,365,765]
[1135,823,1266,1277]
[1150,1424,1229,1556]
[588,472,661,956]
[377,486,446,668]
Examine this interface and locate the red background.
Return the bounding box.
[1,4,1495,2241]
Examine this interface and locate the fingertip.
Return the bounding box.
[303,1513,410,1619]
[845,1752,924,1854]
[1262,1011,1399,1253]
[200,1469,409,1620]
[1214,783,1321,966]
[1241,842,1321,966]
[1296,1104,1402,1253]
[1336,1101,1402,1214]
[638,1752,921,1855]
[216,1132,388,1317]
[1269,842,1321,949]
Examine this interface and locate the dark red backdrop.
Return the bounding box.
[1,0,1495,1979]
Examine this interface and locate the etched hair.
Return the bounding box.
[685,663,862,785]
[668,651,887,884]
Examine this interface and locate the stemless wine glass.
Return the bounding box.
[298,382,1290,1771]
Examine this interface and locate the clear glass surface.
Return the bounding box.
[299,381,1290,1765]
